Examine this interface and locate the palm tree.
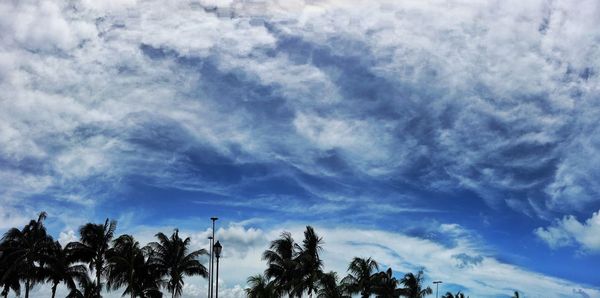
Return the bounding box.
[67,218,118,297]
[107,234,163,298]
[0,248,21,298]
[106,234,144,298]
[66,275,101,298]
[294,226,324,297]
[398,270,432,298]
[263,232,297,296]
[442,291,467,298]
[134,246,164,298]
[317,271,349,298]
[45,241,88,298]
[147,229,207,298]
[372,268,402,298]
[245,274,280,298]
[0,212,53,298]
[341,257,379,298]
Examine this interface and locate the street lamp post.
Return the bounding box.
[207,236,213,298]
[213,241,222,298]
[433,281,443,298]
[210,217,218,298]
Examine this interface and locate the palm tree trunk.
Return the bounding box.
[130,273,135,298]
[25,279,30,298]
[51,282,58,298]
[96,263,102,296]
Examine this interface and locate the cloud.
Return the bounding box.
[1,0,599,296]
[0,0,599,219]
[535,209,600,252]
[452,253,484,269]
[573,288,591,298]
[0,205,31,230]
[58,229,77,246]
[1,1,79,52]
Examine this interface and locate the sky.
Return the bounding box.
[1,0,600,297]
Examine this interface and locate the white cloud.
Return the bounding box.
[293,112,401,175]
[2,1,599,295]
[58,229,77,246]
[0,206,31,230]
[0,169,54,200]
[53,136,116,179]
[2,1,75,51]
[535,210,600,252]
[78,0,138,13]
[0,0,599,216]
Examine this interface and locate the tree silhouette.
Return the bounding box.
[147,229,207,298]
[372,268,403,298]
[0,214,538,298]
[106,234,163,298]
[66,274,101,298]
[245,274,280,298]
[317,271,349,298]
[67,218,117,297]
[341,257,379,298]
[398,270,432,298]
[442,291,468,298]
[294,226,324,297]
[263,231,297,296]
[0,242,21,298]
[0,212,53,298]
[45,241,88,298]
[134,246,164,298]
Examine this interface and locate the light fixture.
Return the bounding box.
[213,241,222,298]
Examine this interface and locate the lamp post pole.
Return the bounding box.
[209,217,218,298]
[213,241,222,298]
[207,236,213,298]
[433,281,443,298]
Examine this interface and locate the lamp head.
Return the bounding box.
[213,241,222,257]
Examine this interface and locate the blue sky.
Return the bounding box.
[1,0,600,297]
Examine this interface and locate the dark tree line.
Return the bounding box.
[0,212,207,298]
[0,213,522,298]
[246,227,524,297]
[245,226,434,298]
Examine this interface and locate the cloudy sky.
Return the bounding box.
[1,0,600,297]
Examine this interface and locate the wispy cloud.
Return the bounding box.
[2,0,600,295]
[2,0,599,216]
